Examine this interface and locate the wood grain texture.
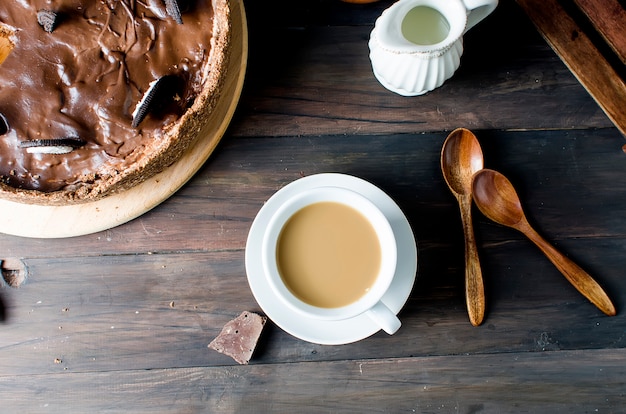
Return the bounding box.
[1,233,625,376]
[1,1,626,412]
[231,0,613,137]
[573,0,626,64]
[516,0,626,136]
[0,129,623,258]
[472,169,616,316]
[441,129,486,326]
[1,349,625,413]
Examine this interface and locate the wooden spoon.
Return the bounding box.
[472,169,616,316]
[441,128,485,326]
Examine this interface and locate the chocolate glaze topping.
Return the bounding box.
[0,0,216,192]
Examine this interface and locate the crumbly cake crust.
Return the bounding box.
[0,0,231,205]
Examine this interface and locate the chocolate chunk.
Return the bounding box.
[165,0,184,24]
[208,311,267,365]
[37,10,59,33]
[19,138,86,154]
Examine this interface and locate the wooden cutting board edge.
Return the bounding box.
[516,0,626,139]
[572,0,626,65]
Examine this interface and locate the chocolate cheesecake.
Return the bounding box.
[0,0,230,204]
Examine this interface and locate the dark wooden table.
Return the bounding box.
[2,0,625,412]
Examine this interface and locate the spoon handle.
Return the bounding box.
[521,222,616,316]
[459,195,485,326]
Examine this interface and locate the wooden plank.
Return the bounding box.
[573,0,626,64]
[1,234,624,376]
[1,349,625,412]
[229,0,612,138]
[0,128,624,259]
[516,0,626,136]
[0,2,625,411]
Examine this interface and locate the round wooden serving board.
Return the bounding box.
[0,0,248,239]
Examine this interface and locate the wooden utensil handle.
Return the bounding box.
[460,195,486,326]
[522,223,616,316]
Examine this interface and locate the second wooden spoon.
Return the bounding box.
[441,128,485,326]
[472,169,616,316]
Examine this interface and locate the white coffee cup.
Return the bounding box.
[261,186,401,335]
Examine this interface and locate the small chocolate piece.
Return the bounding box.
[164,0,183,24]
[19,138,86,154]
[208,311,267,365]
[37,9,58,33]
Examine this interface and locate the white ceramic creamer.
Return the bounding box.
[369,0,498,96]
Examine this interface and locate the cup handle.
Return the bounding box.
[462,0,498,32]
[366,301,401,335]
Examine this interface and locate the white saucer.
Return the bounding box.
[245,173,417,345]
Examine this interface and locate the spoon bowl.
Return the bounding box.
[441,128,485,326]
[441,128,484,196]
[472,169,616,316]
[472,168,524,227]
